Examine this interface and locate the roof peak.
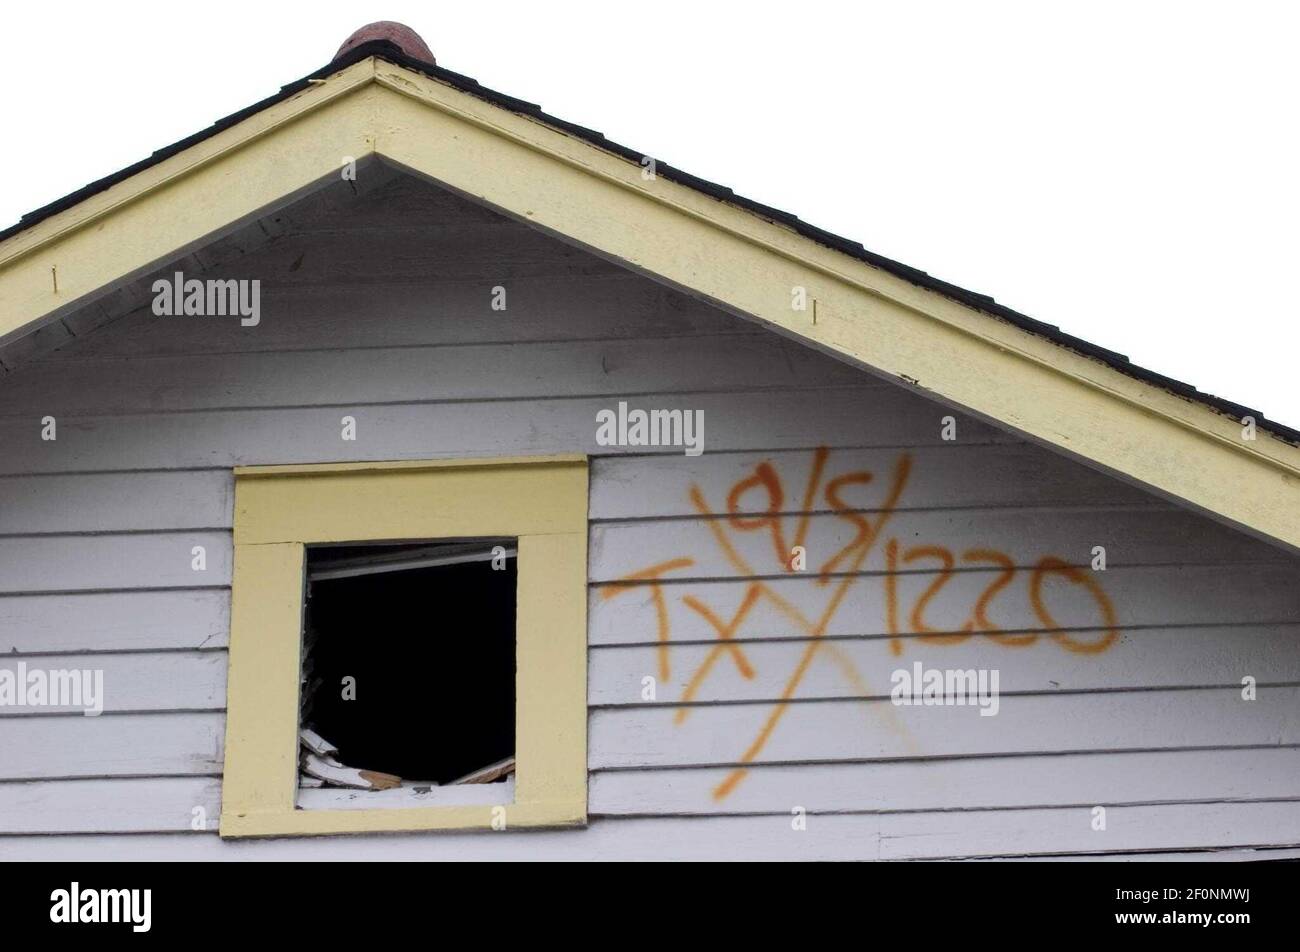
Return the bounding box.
[334,22,434,65]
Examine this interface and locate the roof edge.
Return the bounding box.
[3,39,1289,444]
[1,38,1298,560]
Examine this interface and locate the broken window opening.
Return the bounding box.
[299,539,517,793]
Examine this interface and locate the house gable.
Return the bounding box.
[1,48,1297,558]
[1,159,1299,857]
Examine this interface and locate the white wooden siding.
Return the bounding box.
[3,804,1300,860]
[0,386,1011,476]
[1,171,1297,859]
[0,590,228,654]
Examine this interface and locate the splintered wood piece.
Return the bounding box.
[358,770,403,791]
[301,751,401,790]
[450,756,516,785]
[299,727,339,757]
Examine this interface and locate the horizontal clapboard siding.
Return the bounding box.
[48,275,748,359]
[590,509,1287,579]
[2,803,1299,859]
[588,445,1165,518]
[590,747,1300,815]
[2,624,1294,716]
[0,590,229,654]
[0,470,232,535]
[0,386,1009,476]
[0,712,224,780]
[588,624,1300,703]
[0,652,226,715]
[8,749,1300,835]
[2,620,1292,717]
[0,778,221,834]
[0,334,870,417]
[7,523,1290,598]
[0,533,231,593]
[0,444,1161,537]
[1,169,1297,859]
[589,687,1300,768]
[589,563,1300,644]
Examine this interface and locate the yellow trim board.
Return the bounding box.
[220,456,588,838]
[3,56,1299,553]
[0,58,380,344]
[233,453,585,478]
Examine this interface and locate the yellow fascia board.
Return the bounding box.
[0,58,380,344]
[2,55,1298,552]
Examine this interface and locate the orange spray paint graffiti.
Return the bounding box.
[600,447,1120,801]
[599,557,695,680]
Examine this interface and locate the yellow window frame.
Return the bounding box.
[218,455,588,838]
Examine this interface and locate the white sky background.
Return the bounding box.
[2,1,1295,426]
